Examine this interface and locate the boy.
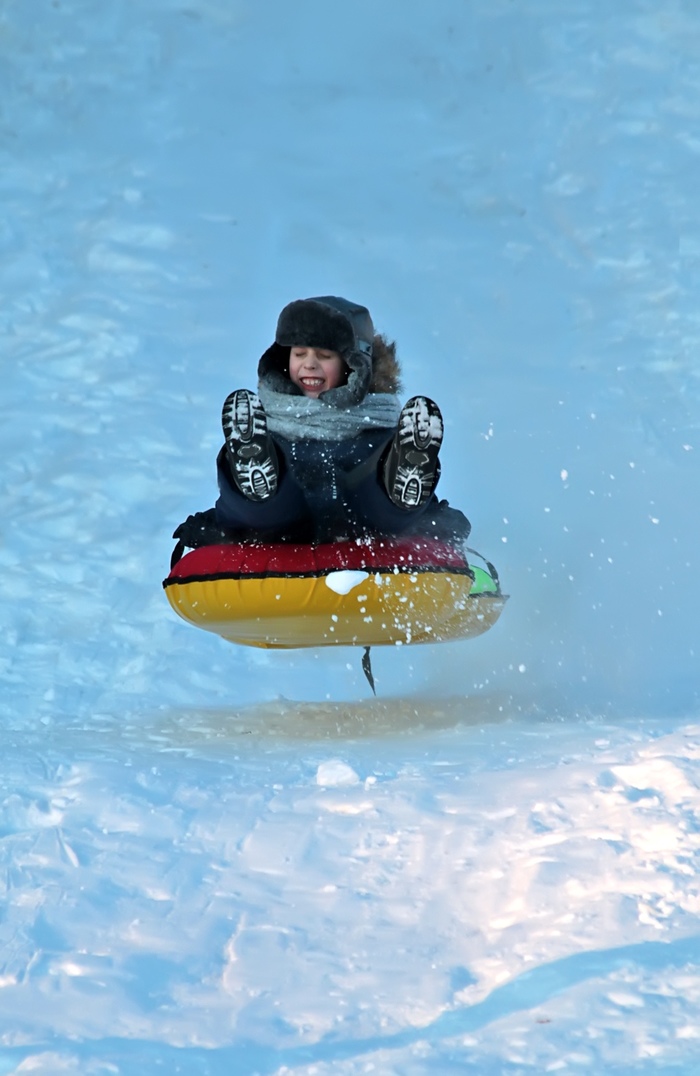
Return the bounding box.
[214,295,467,544]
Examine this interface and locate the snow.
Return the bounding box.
[325,571,370,596]
[315,760,361,787]
[1,0,700,1071]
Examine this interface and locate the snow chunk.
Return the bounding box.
[316,760,360,787]
[324,570,369,595]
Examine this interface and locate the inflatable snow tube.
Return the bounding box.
[163,537,506,648]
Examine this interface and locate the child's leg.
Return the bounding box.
[342,427,442,536]
[214,446,310,534]
[344,459,441,534]
[341,398,443,534]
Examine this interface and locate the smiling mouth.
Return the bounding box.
[300,377,324,387]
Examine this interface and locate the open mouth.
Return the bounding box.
[300,377,325,388]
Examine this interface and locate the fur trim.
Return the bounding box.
[370,334,402,394]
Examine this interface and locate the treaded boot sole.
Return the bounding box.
[222,389,278,502]
[385,396,443,509]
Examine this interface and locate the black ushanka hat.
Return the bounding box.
[258,296,375,408]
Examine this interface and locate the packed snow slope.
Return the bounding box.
[1,0,700,1072]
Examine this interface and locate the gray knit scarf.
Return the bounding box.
[258,384,402,442]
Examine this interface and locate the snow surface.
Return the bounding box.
[1,0,700,1071]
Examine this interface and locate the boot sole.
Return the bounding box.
[222,390,278,502]
[386,397,443,509]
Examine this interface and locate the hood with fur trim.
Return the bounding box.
[257,295,401,408]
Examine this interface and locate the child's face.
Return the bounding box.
[289,346,345,398]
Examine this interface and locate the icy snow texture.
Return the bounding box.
[1,0,700,1072]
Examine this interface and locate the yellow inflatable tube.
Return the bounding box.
[163,537,506,649]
